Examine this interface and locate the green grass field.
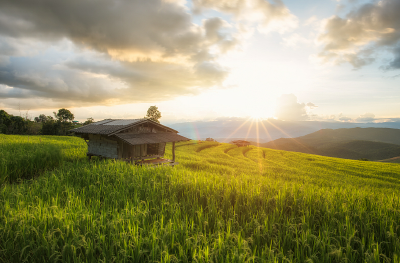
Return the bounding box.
[1,135,400,262]
[0,135,86,184]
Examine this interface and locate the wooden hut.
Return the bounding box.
[70,119,190,166]
[231,140,251,147]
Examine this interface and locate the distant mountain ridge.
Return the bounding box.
[168,120,400,142]
[261,128,400,161]
[293,127,400,145]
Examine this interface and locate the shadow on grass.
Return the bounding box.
[1,142,64,184]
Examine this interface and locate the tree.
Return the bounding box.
[53,108,74,122]
[34,114,48,123]
[41,118,61,135]
[0,110,11,134]
[83,117,94,125]
[146,106,161,123]
[40,108,75,135]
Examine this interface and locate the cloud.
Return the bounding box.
[387,45,400,69]
[282,33,311,48]
[275,94,316,121]
[0,44,230,109]
[0,0,206,60]
[337,113,352,122]
[318,0,400,69]
[356,112,376,122]
[306,102,318,109]
[0,0,239,109]
[193,0,298,34]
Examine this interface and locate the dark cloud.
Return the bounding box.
[0,0,241,61]
[0,0,191,56]
[387,45,400,69]
[0,48,228,108]
[0,0,239,109]
[275,94,316,121]
[318,0,400,69]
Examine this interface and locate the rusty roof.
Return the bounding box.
[115,132,190,145]
[70,119,178,135]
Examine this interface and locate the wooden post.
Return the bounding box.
[172,141,175,162]
[140,145,143,162]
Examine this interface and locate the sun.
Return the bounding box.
[246,104,275,121]
[250,113,263,121]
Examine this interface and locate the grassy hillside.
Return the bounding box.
[262,128,400,161]
[377,156,400,163]
[1,135,400,262]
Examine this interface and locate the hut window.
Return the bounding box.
[147,143,159,155]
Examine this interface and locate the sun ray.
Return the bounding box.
[244,119,254,141]
[221,118,252,143]
[255,121,264,173]
[258,120,275,144]
[263,119,316,154]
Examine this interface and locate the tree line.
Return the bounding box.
[0,108,89,136]
[0,106,162,136]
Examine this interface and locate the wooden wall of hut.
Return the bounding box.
[87,134,118,159]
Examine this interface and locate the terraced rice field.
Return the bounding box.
[1,135,400,262]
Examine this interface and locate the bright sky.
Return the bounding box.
[0,0,399,124]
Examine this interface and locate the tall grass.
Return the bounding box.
[0,135,86,183]
[0,138,400,262]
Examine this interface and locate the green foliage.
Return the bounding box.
[1,138,400,262]
[34,114,48,123]
[146,105,161,123]
[38,109,76,135]
[53,108,74,122]
[0,109,32,134]
[83,117,94,125]
[40,118,58,135]
[0,110,11,133]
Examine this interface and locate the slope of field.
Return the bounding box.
[1,135,400,262]
[262,127,400,161]
[378,156,400,163]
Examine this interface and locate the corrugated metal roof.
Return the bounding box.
[115,132,190,145]
[103,119,142,126]
[70,118,145,135]
[71,124,128,135]
[70,118,180,135]
[92,119,114,125]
